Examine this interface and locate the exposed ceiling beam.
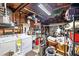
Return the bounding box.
[52,4,70,12]
[14,3,24,12]
[14,3,29,12]
[24,7,44,19]
[20,11,29,15]
[24,8,36,14]
[43,23,66,26]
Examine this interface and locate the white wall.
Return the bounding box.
[48,23,65,35]
[23,23,30,33]
[49,26,58,35]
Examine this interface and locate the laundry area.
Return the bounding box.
[0,3,79,56]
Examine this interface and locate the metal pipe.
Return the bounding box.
[72,14,75,56]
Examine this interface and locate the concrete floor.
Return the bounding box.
[25,50,38,56]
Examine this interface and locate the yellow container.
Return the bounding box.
[16,37,22,48]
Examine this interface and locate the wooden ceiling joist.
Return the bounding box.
[14,3,24,12]
[14,3,29,12]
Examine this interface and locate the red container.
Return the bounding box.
[70,32,79,43]
[35,38,40,45]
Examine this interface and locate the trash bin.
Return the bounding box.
[45,46,56,56]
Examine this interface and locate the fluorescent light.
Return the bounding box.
[38,4,51,15]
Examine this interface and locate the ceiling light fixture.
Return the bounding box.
[38,4,51,15]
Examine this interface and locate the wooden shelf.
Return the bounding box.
[0,26,23,35]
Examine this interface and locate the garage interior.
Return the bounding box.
[0,3,79,56]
